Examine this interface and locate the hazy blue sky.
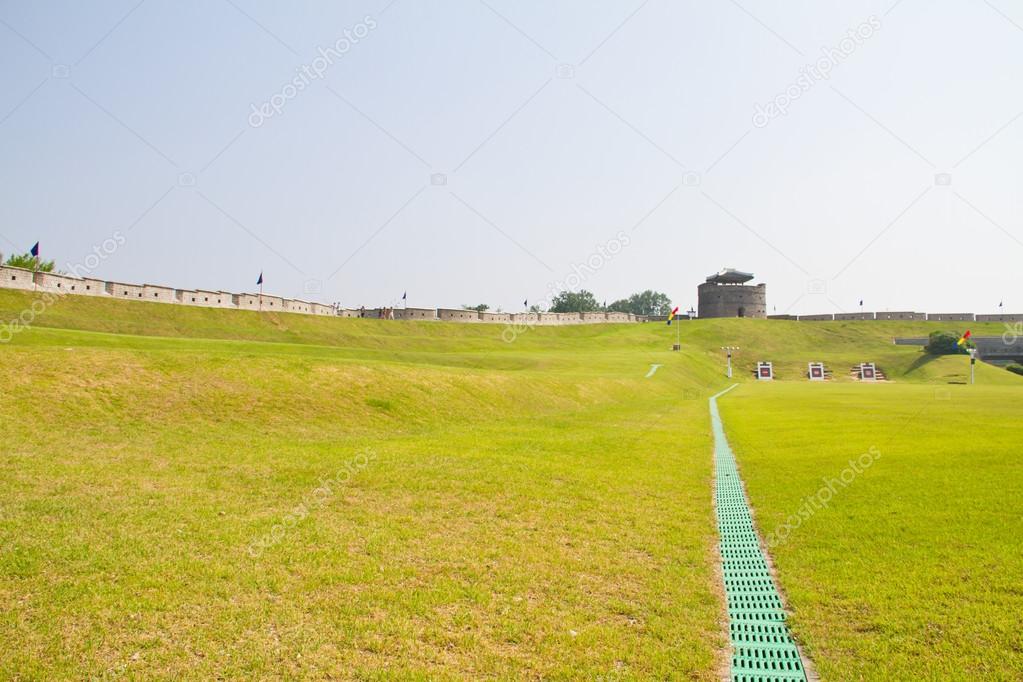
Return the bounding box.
[1,0,1021,314]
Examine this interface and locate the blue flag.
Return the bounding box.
[402,291,407,300]
[256,272,263,286]
[30,242,39,258]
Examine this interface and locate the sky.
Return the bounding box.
[1,0,1022,315]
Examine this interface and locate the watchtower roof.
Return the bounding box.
[706,268,754,284]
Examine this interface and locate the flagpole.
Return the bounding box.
[259,281,263,312]
[669,306,680,351]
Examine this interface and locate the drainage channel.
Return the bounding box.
[710,385,808,682]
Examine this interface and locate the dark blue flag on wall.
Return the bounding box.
[256,272,263,286]
[30,242,39,257]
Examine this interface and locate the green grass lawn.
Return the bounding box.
[720,378,1023,681]
[1,288,1021,679]
[0,295,729,679]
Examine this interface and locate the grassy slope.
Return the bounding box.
[1,289,1020,679]
[0,289,1011,373]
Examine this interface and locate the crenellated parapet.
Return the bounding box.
[10,263,1007,327]
[0,265,648,326]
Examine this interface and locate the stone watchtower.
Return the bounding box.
[697,268,767,318]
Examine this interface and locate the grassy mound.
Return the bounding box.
[0,289,1012,381]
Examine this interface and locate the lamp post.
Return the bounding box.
[721,346,739,378]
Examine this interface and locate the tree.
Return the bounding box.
[3,252,55,272]
[607,290,672,316]
[461,303,489,312]
[607,298,630,314]
[550,290,601,313]
[924,331,969,355]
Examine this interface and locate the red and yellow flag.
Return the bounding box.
[957,330,972,347]
[666,306,679,325]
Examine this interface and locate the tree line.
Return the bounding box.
[550,289,673,315]
[459,291,674,315]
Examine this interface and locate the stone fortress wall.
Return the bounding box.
[4,263,1018,325]
[768,312,1023,322]
[0,265,642,325]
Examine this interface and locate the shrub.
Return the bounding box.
[924,331,968,355]
[1006,363,1023,377]
[3,252,55,272]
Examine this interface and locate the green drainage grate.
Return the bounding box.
[710,386,808,682]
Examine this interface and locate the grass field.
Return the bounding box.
[720,381,1023,681]
[1,288,1020,679]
